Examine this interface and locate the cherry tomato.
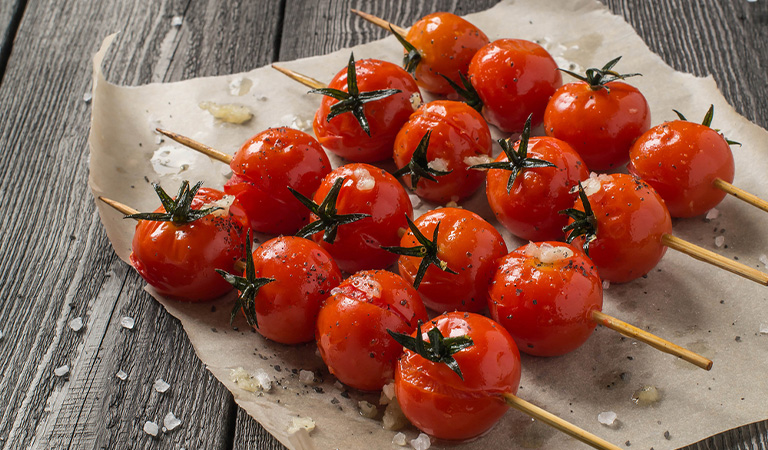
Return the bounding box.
[393,208,507,313]
[223,127,332,234]
[130,185,247,302]
[316,270,428,391]
[468,39,562,132]
[245,236,341,344]
[488,241,602,356]
[485,136,588,241]
[628,120,735,218]
[393,100,492,203]
[395,312,521,440]
[313,58,421,162]
[306,164,413,273]
[565,173,672,283]
[403,12,489,95]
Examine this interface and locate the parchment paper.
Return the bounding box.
[88,1,768,449]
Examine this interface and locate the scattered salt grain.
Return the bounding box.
[714,235,725,248]
[381,382,396,403]
[427,158,449,173]
[171,16,183,27]
[602,280,610,290]
[392,432,408,446]
[120,316,135,330]
[228,77,253,96]
[163,412,182,431]
[463,154,493,167]
[598,411,617,426]
[116,370,128,380]
[82,92,92,103]
[523,242,573,264]
[154,378,171,393]
[199,101,253,124]
[410,432,432,450]
[69,317,84,332]
[287,416,315,434]
[408,193,423,209]
[354,166,376,191]
[231,367,263,392]
[54,365,70,377]
[705,208,720,220]
[143,421,159,436]
[299,370,316,385]
[358,400,378,418]
[254,369,272,391]
[383,399,409,431]
[760,323,768,335]
[578,172,611,197]
[759,254,768,268]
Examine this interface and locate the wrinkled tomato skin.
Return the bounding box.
[393,100,492,203]
[396,208,507,313]
[405,12,489,95]
[313,59,421,162]
[395,312,521,440]
[130,188,248,302]
[311,164,413,273]
[627,120,735,218]
[224,127,331,235]
[569,174,672,283]
[486,137,588,241]
[544,81,651,171]
[468,39,561,132]
[316,270,428,391]
[248,236,341,344]
[488,242,602,356]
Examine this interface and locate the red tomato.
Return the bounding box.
[395,312,521,440]
[313,58,421,162]
[393,208,507,313]
[246,236,341,344]
[403,12,489,95]
[316,270,428,391]
[565,173,672,283]
[130,186,247,302]
[544,80,650,171]
[628,120,735,218]
[307,164,413,273]
[393,100,492,203]
[485,136,588,241]
[223,127,332,234]
[488,242,602,356]
[468,39,561,132]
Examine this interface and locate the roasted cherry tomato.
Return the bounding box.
[400,12,489,95]
[468,39,561,132]
[223,127,332,234]
[130,182,247,302]
[563,173,672,283]
[298,164,413,273]
[488,242,602,356]
[628,109,735,218]
[543,57,650,171]
[313,55,421,162]
[393,100,492,203]
[394,312,521,440]
[389,208,507,313]
[316,270,428,391]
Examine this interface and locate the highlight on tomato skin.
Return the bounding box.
[316,270,428,391]
[394,312,522,441]
[223,127,332,235]
[488,241,603,356]
[130,187,248,302]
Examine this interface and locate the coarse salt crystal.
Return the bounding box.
[427,158,449,172]
[354,167,376,191]
[358,400,378,418]
[287,417,315,434]
[228,77,253,96]
[164,412,182,431]
[69,317,84,332]
[577,172,611,197]
[54,365,70,377]
[598,411,617,426]
[171,16,183,27]
[523,242,573,264]
[759,323,768,335]
[383,399,409,431]
[120,316,135,330]
[154,378,171,393]
[410,432,432,450]
[602,280,610,290]
[408,194,423,209]
[83,92,92,103]
[463,154,493,167]
[759,254,768,268]
[392,432,408,446]
[116,370,128,380]
[254,369,272,391]
[299,370,316,385]
[705,208,720,220]
[143,421,159,436]
[382,382,396,402]
[199,101,253,124]
[714,235,725,248]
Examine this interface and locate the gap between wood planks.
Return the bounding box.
[0,0,28,86]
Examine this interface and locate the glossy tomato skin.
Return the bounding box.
[544,81,651,171]
[627,120,735,218]
[396,208,507,313]
[486,137,588,241]
[316,270,428,391]
[248,236,341,344]
[395,312,521,440]
[393,100,492,203]
[313,59,421,162]
[569,174,672,283]
[488,242,602,356]
[224,127,332,235]
[468,39,562,132]
[405,12,489,95]
[130,188,248,302]
[311,164,413,273]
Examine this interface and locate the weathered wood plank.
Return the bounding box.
[0,0,25,81]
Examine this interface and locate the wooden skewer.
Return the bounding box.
[271,64,327,90]
[350,9,408,36]
[662,233,768,286]
[502,394,621,450]
[156,128,233,164]
[591,310,712,370]
[713,177,768,213]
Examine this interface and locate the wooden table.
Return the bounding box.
[1,1,766,449]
